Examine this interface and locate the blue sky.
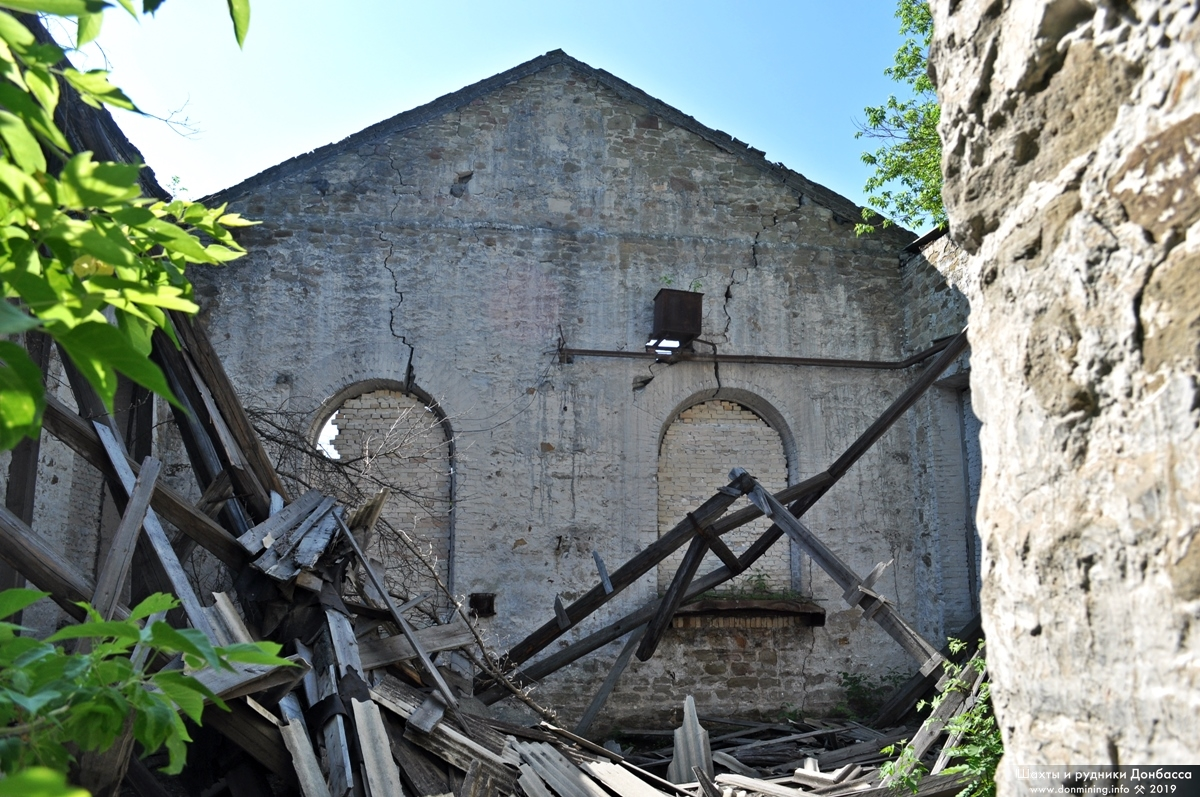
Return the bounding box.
[64,1,910,215]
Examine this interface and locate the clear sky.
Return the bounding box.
[61,1,910,214]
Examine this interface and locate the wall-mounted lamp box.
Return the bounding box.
[646,289,703,354]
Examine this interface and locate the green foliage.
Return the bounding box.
[0,1,257,452]
[881,640,1001,797]
[832,667,909,720]
[856,0,945,234]
[0,588,290,792]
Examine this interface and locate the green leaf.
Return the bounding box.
[58,152,141,208]
[0,84,69,155]
[0,300,39,334]
[76,10,102,46]
[0,766,89,797]
[215,641,291,667]
[147,623,222,671]
[128,592,177,622]
[46,619,140,643]
[55,320,178,412]
[142,0,164,12]
[0,109,46,172]
[225,0,248,47]
[0,339,44,449]
[0,12,35,50]
[0,588,49,619]
[62,68,137,112]
[0,0,109,14]
[153,670,218,724]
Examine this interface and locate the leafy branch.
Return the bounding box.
[0,588,291,789]
[0,1,255,451]
[856,0,945,234]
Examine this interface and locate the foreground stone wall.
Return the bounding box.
[931,0,1200,774]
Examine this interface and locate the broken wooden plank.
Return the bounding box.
[95,423,218,641]
[575,626,644,736]
[238,488,324,556]
[592,551,613,594]
[315,660,355,797]
[373,676,517,786]
[511,740,608,797]
[0,504,115,622]
[715,774,806,797]
[335,514,464,726]
[170,312,290,502]
[743,475,943,670]
[253,496,336,577]
[554,594,571,631]
[351,697,407,797]
[711,751,760,778]
[206,591,256,647]
[388,725,451,797]
[579,759,672,797]
[499,470,757,670]
[666,696,712,785]
[91,457,161,621]
[42,395,249,569]
[181,351,272,521]
[278,693,332,797]
[286,507,342,574]
[189,654,309,703]
[359,620,475,671]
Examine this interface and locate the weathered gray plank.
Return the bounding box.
[41,396,248,569]
[579,759,672,797]
[95,423,217,641]
[238,488,324,556]
[359,621,474,671]
[0,504,105,621]
[278,693,332,797]
[511,740,608,797]
[91,457,160,620]
[351,698,407,797]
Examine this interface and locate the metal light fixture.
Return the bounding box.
[646,288,703,356]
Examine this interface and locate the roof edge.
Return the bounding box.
[207,48,911,237]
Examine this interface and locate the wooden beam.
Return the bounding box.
[170,312,290,502]
[91,457,161,620]
[41,395,249,570]
[499,470,756,670]
[2,330,51,596]
[574,627,644,737]
[0,504,117,621]
[638,536,708,661]
[94,423,218,640]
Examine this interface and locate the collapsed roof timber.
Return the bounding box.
[2,314,978,795]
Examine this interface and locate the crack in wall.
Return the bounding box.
[377,146,416,387]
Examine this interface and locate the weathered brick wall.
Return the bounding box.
[329,389,452,602]
[657,400,790,593]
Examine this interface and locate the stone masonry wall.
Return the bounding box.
[931,0,1200,776]
[192,55,969,729]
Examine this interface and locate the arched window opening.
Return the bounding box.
[657,399,791,596]
[313,387,454,608]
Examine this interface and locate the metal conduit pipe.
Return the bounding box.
[557,334,958,370]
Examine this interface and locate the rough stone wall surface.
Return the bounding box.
[931,0,1200,774]
[190,57,969,728]
[657,400,790,593]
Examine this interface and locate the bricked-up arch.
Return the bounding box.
[313,381,456,604]
[657,398,791,594]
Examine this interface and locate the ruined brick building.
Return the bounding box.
[183,50,978,728]
[4,50,979,730]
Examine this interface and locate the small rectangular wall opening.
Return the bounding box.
[469,592,496,617]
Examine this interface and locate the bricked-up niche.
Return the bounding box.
[323,388,453,604]
[657,400,790,595]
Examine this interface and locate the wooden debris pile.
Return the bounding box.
[0,312,980,796]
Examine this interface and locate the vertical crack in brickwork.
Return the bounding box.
[377,147,416,385]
